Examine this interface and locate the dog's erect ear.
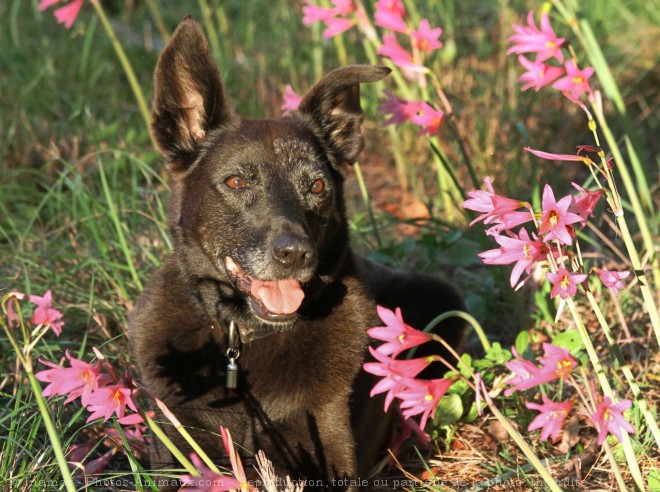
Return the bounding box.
[296,65,390,167]
[151,16,235,171]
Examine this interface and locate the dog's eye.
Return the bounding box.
[309,179,325,194]
[225,176,247,189]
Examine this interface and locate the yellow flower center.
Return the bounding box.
[572,76,584,84]
[545,41,555,49]
[549,211,559,226]
[555,359,573,378]
[523,244,532,258]
[398,334,406,343]
[113,390,123,402]
[560,275,570,289]
[424,394,434,401]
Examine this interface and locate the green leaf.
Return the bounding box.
[434,394,463,426]
[648,468,660,491]
[464,401,480,423]
[551,329,584,355]
[514,330,530,355]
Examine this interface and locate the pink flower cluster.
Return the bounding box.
[6,290,64,336]
[380,91,445,136]
[297,2,447,135]
[39,0,84,29]
[462,172,629,298]
[508,11,594,98]
[36,350,142,425]
[505,343,634,445]
[363,306,453,430]
[302,0,357,39]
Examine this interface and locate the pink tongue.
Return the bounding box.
[251,279,305,315]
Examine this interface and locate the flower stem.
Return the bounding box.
[586,290,660,448]
[143,0,170,44]
[354,161,382,248]
[26,370,77,492]
[422,310,491,352]
[565,298,644,490]
[89,0,152,141]
[487,403,564,492]
[143,413,198,476]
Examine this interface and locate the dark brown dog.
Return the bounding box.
[130,16,465,491]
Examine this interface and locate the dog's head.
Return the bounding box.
[151,16,389,327]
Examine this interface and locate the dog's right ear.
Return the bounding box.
[151,16,235,172]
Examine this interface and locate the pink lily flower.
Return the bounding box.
[397,378,453,429]
[411,19,443,53]
[28,290,64,336]
[379,91,423,127]
[478,228,546,288]
[504,347,547,395]
[36,351,108,405]
[546,266,588,300]
[525,146,592,165]
[517,55,565,91]
[363,347,433,411]
[590,397,635,445]
[526,396,573,442]
[552,60,594,99]
[410,102,444,135]
[378,34,427,73]
[368,306,432,357]
[374,0,407,33]
[569,182,603,224]
[180,453,241,492]
[539,184,583,245]
[302,0,356,39]
[280,85,302,116]
[538,343,577,380]
[85,383,138,423]
[461,177,531,227]
[4,291,26,327]
[507,11,565,63]
[594,268,630,296]
[39,0,84,29]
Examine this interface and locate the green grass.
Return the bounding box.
[1,0,658,489]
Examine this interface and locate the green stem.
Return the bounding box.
[98,158,143,290]
[90,0,152,139]
[198,0,222,59]
[586,291,660,448]
[354,161,382,248]
[27,370,77,492]
[565,298,644,491]
[144,414,198,475]
[143,0,170,44]
[487,404,564,492]
[422,310,491,353]
[594,107,660,302]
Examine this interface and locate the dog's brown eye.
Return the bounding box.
[225,176,247,189]
[309,179,325,194]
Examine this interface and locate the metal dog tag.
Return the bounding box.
[226,321,240,389]
[226,358,238,389]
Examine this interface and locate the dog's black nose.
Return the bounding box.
[272,233,315,271]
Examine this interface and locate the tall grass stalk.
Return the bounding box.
[0,302,76,492]
[89,0,152,137]
[565,298,644,490]
[354,162,382,248]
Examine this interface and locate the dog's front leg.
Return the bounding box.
[313,397,360,492]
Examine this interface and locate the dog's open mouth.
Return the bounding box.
[224,257,305,322]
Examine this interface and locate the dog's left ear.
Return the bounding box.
[297,65,390,167]
[151,16,235,172]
